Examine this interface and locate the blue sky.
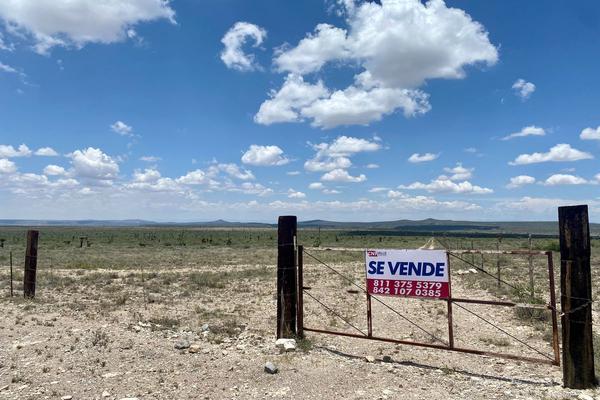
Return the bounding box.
[0,0,599,222]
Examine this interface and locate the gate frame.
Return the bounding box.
[298,245,560,366]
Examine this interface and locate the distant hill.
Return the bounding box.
[0,218,598,236]
[0,219,154,227]
[298,219,582,235]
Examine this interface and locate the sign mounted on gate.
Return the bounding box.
[365,249,450,299]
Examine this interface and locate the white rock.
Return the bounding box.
[102,391,110,398]
[577,394,594,400]
[275,338,296,352]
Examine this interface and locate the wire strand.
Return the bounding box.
[303,290,367,337]
[453,302,555,361]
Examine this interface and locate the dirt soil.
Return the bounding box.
[1,255,600,400]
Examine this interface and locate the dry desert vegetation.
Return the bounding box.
[1,227,599,400]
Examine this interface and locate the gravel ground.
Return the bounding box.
[1,257,599,400]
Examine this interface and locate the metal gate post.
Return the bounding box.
[366,293,373,337]
[446,251,454,348]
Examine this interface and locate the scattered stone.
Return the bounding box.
[264,362,278,374]
[102,391,110,398]
[188,344,201,353]
[577,394,594,400]
[201,324,210,332]
[174,339,191,350]
[119,398,139,400]
[101,372,121,379]
[61,396,73,400]
[365,356,376,363]
[133,326,141,332]
[382,355,392,363]
[275,338,296,353]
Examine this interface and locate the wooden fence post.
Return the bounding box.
[24,230,39,298]
[277,216,297,338]
[9,250,13,297]
[528,234,535,297]
[496,237,501,289]
[559,205,596,389]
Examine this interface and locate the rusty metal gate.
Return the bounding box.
[296,245,560,366]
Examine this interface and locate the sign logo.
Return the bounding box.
[365,249,450,299]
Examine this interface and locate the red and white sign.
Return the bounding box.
[365,249,450,299]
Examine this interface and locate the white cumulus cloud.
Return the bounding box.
[509,144,593,165]
[502,125,545,140]
[321,168,366,183]
[0,144,32,158]
[0,0,176,54]
[304,135,380,172]
[241,145,289,166]
[287,189,306,199]
[258,0,497,128]
[443,163,473,181]
[214,163,255,181]
[580,126,600,141]
[220,22,266,71]
[542,174,589,186]
[506,175,536,189]
[408,153,439,163]
[35,147,59,156]
[110,121,134,136]
[254,74,329,125]
[399,176,492,194]
[69,147,119,181]
[176,169,210,185]
[0,158,17,174]
[512,79,536,100]
[43,164,66,176]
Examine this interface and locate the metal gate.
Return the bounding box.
[296,245,560,366]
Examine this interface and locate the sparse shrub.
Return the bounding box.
[296,337,313,352]
[480,336,510,347]
[91,329,109,347]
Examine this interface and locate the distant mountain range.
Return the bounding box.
[0,218,599,235]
